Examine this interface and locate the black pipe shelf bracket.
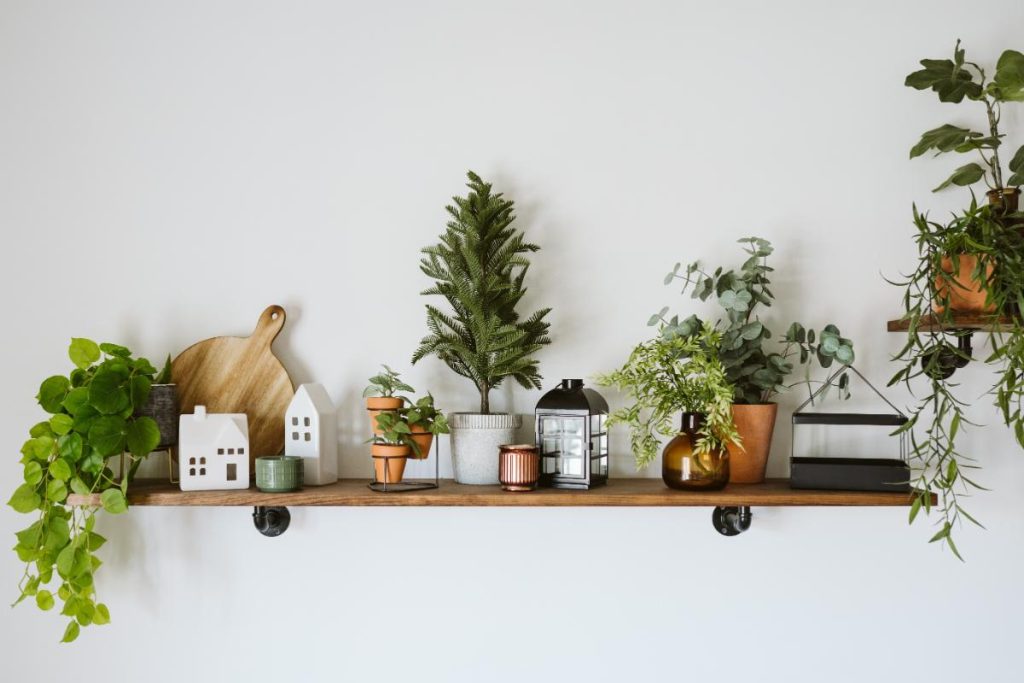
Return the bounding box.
[712,505,752,536]
[252,506,290,537]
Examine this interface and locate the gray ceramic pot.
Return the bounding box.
[449,413,522,485]
[136,384,179,448]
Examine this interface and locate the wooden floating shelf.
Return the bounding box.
[67,478,927,508]
[886,312,1017,333]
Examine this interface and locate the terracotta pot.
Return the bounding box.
[725,403,778,484]
[408,429,434,460]
[366,397,404,435]
[933,254,995,313]
[371,443,409,484]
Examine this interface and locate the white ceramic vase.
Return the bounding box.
[449,413,522,485]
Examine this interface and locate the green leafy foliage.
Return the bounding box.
[906,41,1024,192]
[9,339,167,641]
[598,323,739,469]
[404,394,451,436]
[412,171,552,414]
[362,365,414,400]
[888,199,1024,559]
[652,237,854,404]
[370,392,450,458]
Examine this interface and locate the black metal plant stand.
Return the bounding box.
[368,434,440,493]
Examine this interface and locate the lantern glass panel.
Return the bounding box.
[590,414,605,435]
[542,417,562,435]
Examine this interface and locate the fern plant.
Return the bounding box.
[412,171,552,414]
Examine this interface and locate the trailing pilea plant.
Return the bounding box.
[651,237,855,405]
[9,339,166,642]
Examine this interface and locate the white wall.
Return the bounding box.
[2,2,1022,681]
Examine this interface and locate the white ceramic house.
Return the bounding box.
[284,383,338,485]
[178,406,250,491]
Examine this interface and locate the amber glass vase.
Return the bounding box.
[662,412,729,490]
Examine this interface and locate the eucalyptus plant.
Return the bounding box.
[651,237,854,404]
[598,322,738,469]
[906,40,1024,192]
[889,198,1024,559]
[8,339,167,642]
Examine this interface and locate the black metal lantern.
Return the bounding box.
[535,379,609,490]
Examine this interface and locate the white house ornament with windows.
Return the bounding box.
[284,383,338,485]
[178,405,250,491]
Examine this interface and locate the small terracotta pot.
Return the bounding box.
[371,443,409,484]
[933,254,995,313]
[366,397,404,435]
[726,403,778,484]
[408,429,434,460]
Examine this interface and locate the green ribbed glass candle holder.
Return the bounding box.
[256,456,304,493]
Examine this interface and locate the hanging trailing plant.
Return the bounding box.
[9,339,168,641]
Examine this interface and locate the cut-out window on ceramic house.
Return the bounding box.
[535,379,610,490]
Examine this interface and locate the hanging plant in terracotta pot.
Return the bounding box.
[651,237,855,484]
[369,411,417,484]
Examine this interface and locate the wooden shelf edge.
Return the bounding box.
[67,478,931,508]
[887,312,1017,333]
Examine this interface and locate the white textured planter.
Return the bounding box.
[449,413,522,485]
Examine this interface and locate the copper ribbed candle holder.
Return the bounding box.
[499,444,539,492]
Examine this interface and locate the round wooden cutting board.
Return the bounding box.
[172,305,294,469]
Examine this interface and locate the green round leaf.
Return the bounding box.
[49,458,72,482]
[46,479,68,503]
[93,603,111,625]
[23,461,43,486]
[58,433,84,462]
[8,483,41,513]
[99,342,131,358]
[835,345,855,365]
[126,417,160,457]
[88,366,130,415]
[62,387,90,416]
[89,415,128,456]
[35,590,55,611]
[129,375,152,411]
[821,335,840,354]
[61,620,80,643]
[38,376,71,414]
[49,414,74,436]
[68,338,100,370]
[100,488,128,515]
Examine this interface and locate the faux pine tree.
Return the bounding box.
[412,171,552,414]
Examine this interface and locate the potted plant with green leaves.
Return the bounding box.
[904,41,1024,314]
[405,394,450,460]
[598,322,739,490]
[8,338,168,642]
[363,365,414,435]
[412,171,552,485]
[370,410,417,484]
[651,237,854,483]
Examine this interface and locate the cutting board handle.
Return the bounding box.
[251,305,287,346]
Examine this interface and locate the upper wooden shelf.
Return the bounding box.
[887,312,1017,333]
[66,478,925,508]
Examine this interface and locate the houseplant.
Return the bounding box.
[890,40,1024,558]
[404,393,450,460]
[889,200,1024,559]
[412,171,552,484]
[8,339,166,642]
[905,40,1024,210]
[651,237,855,483]
[598,322,739,489]
[370,410,417,484]
[904,41,1024,318]
[363,365,414,435]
